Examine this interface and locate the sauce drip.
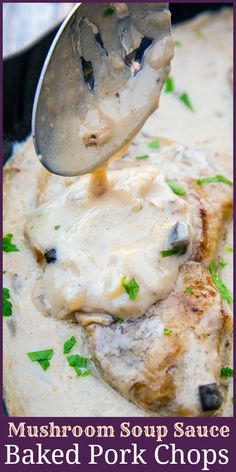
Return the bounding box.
[89,142,131,196]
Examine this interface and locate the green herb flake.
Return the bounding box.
[63,336,76,354]
[195,30,204,39]
[3,270,6,274]
[118,319,125,324]
[27,349,54,362]
[136,154,150,160]
[120,276,139,302]
[166,179,186,196]
[219,260,228,269]
[103,6,114,17]
[225,246,233,254]
[3,234,20,253]
[179,92,194,111]
[67,354,88,368]
[27,349,54,371]
[164,328,172,335]
[38,359,50,371]
[74,366,92,377]
[197,175,233,187]
[148,139,161,149]
[174,40,182,47]
[164,76,175,93]
[209,262,232,304]
[3,287,12,317]
[185,287,194,296]
[67,354,91,377]
[220,367,233,378]
[161,247,182,257]
[54,225,61,231]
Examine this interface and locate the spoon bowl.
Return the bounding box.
[32,2,174,176]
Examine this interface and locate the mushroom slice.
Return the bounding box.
[168,221,190,255]
[75,312,113,327]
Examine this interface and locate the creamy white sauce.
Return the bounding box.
[27,166,193,319]
[3,9,233,417]
[143,9,233,164]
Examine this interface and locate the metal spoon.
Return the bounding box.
[32,3,174,176]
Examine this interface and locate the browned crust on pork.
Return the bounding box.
[189,180,233,263]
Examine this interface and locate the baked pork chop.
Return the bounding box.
[25,142,232,416]
[86,262,232,416]
[76,145,233,417]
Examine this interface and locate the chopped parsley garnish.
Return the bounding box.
[164,328,172,335]
[64,336,76,354]
[54,225,61,231]
[75,367,91,377]
[195,30,204,39]
[164,76,194,111]
[220,367,233,378]
[197,175,233,187]
[67,354,87,368]
[219,260,228,269]
[103,6,114,17]
[161,247,182,257]
[179,92,194,111]
[120,276,139,302]
[27,349,54,371]
[118,319,125,324]
[185,287,194,296]
[148,139,161,149]
[174,40,182,47]
[3,287,12,317]
[164,76,174,93]
[225,246,233,253]
[136,154,149,160]
[27,349,53,362]
[67,354,91,377]
[38,360,50,370]
[209,262,232,304]
[166,179,186,196]
[3,234,19,253]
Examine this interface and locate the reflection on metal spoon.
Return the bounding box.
[32,3,174,176]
